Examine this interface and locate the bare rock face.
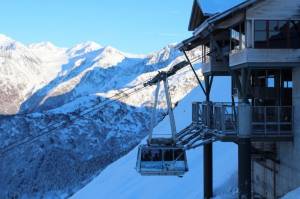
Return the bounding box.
[0,82,23,114]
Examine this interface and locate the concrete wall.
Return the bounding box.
[251,143,277,198]
[275,67,300,197]
[252,159,276,199]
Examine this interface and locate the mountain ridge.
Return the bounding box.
[0,34,190,114]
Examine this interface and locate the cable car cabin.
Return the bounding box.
[136,145,188,176]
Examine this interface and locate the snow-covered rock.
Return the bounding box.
[0,34,52,114]
[67,41,102,57]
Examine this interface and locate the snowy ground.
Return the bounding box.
[281,187,300,199]
[71,77,238,199]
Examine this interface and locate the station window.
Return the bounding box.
[268,20,289,48]
[254,21,268,48]
[290,21,300,48]
[254,20,300,48]
[266,75,275,88]
[284,81,293,88]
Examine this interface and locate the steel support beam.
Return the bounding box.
[204,143,213,199]
[204,75,213,199]
[237,68,252,199]
[163,78,177,142]
[182,50,207,96]
[148,81,160,143]
[238,138,252,199]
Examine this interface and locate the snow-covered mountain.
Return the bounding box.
[0,34,203,198]
[0,34,199,114]
[0,35,61,114]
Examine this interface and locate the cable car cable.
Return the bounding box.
[0,84,149,157]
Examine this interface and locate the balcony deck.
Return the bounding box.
[193,102,293,143]
[229,48,300,68]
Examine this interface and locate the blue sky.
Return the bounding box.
[0,0,244,54]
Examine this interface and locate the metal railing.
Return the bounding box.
[192,102,237,132]
[213,103,237,132]
[192,102,293,136]
[252,106,293,135]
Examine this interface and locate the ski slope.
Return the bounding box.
[71,77,238,199]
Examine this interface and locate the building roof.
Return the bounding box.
[188,0,248,32]
[188,0,215,31]
[193,0,260,35]
[179,0,262,51]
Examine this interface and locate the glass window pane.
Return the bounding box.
[290,21,300,48]
[164,149,174,161]
[269,21,288,48]
[269,31,279,38]
[174,149,185,161]
[141,149,162,161]
[151,149,162,161]
[255,21,267,31]
[269,21,288,31]
[267,76,275,88]
[269,21,278,31]
[141,149,152,161]
[278,21,288,30]
[255,31,268,48]
[256,31,267,41]
[284,81,293,88]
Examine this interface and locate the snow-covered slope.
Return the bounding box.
[71,77,237,199]
[281,187,300,199]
